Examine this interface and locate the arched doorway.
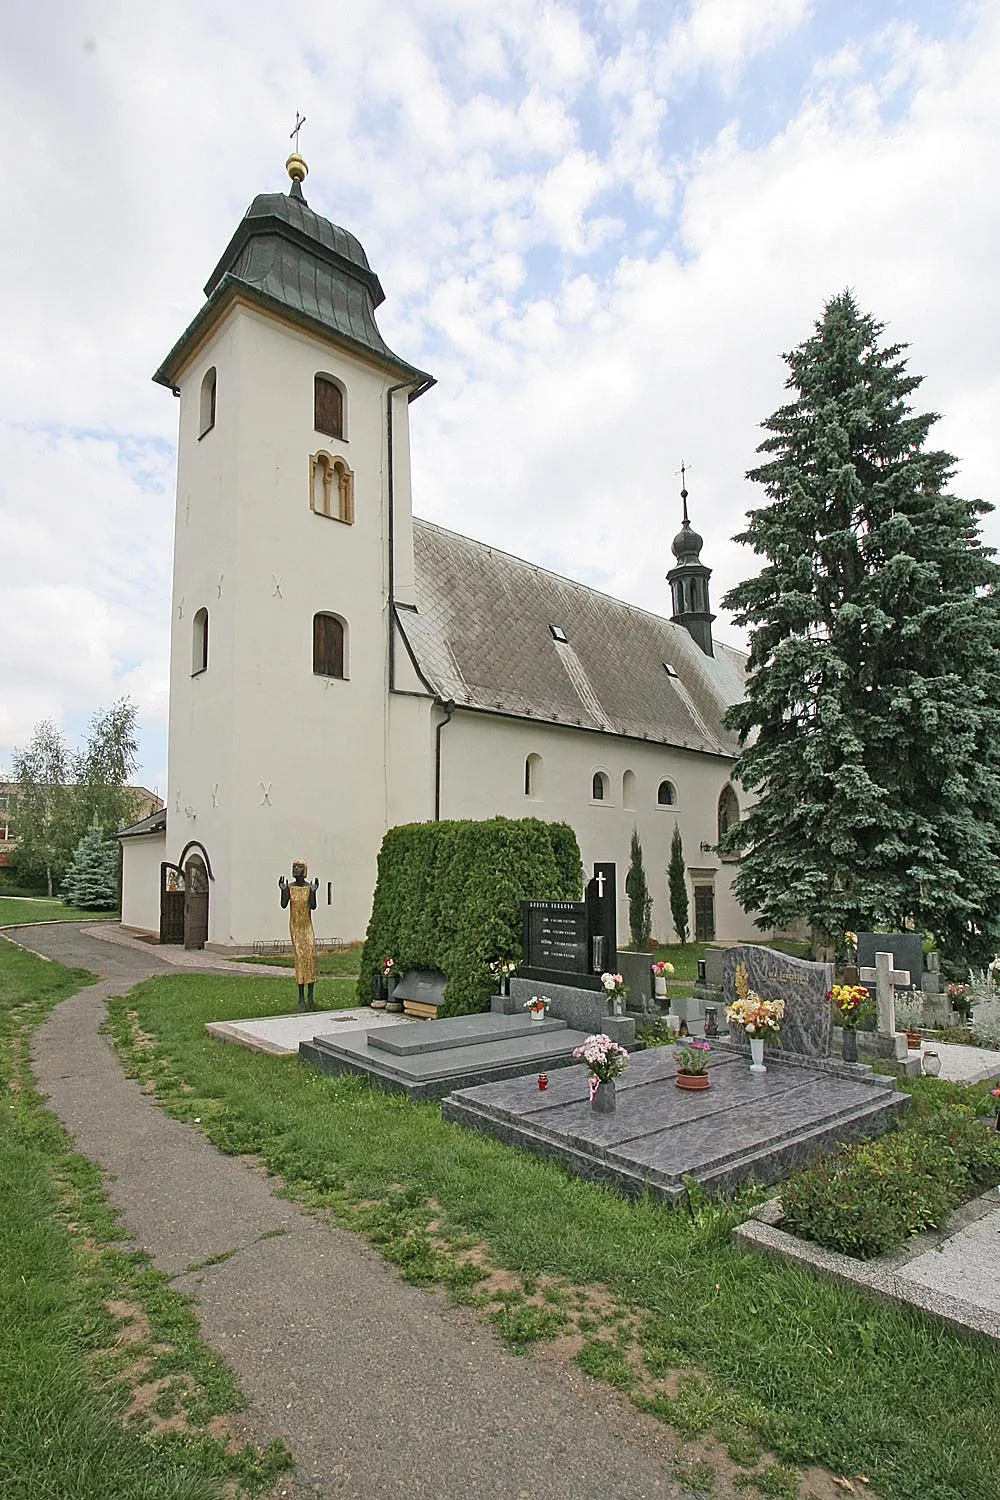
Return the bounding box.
[183,854,209,949]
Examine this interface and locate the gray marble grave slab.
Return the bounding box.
[392,968,447,1007]
[299,1012,590,1101]
[444,1043,908,1205]
[723,945,834,1060]
[504,978,635,1046]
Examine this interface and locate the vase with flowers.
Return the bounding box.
[651,960,675,1001]
[674,1039,711,1091]
[725,962,784,1072]
[601,972,628,1016]
[489,957,518,997]
[828,983,873,1062]
[572,1033,629,1113]
[372,955,395,1009]
[524,995,550,1023]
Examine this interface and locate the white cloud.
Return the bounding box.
[1,0,999,795]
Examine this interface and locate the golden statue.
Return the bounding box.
[279,860,319,1011]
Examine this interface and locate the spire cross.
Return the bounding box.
[289,112,306,150]
[675,461,691,524]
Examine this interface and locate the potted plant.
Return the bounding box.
[524,995,550,1023]
[725,963,784,1072]
[489,956,518,996]
[601,971,628,1016]
[651,960,675,1001]
[894,991,925,1049]
[674,1039,711,1090]
[828,983,872,1062]
[572,1033,629,1113]
[948,982,972,1028]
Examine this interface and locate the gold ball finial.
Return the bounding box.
[286,153,308,184]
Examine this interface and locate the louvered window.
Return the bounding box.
[313,614,345,678]
[314,376,344,439]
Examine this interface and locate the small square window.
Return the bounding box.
[549,625,567,642]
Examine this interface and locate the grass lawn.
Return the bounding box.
[106,970,1000,1500]
[0,939,289,1499]
[0,895,118,926]
[237,945,363,977]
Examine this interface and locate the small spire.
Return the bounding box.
[286,112,308,200]
[676,460,691,525]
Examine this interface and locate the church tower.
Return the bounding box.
[155,151,434,946]
[666,473,715,657]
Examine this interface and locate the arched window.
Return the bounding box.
[592,771,610,802]
[524,753,542,799]
[622,769,635,810]
[657,779,676,807]
[192,608,208,675]
[313,613,346,679]
[718,784,740,841]
[310,453,354,524]
[199,367,216,438]
[314,374,345,440]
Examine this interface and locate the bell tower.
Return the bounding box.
[666,468,715,657]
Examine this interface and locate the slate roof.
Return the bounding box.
[399,519,746,759]
[116,807,167,840]
[154,185,433,393]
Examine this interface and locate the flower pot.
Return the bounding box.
[841,1028,859,1063]
[591,1078,617,1113]
[675,1072,710,1091]
[750,1037,766,1073]
[653,976,667,1000]
[529,1008,545,1023]
[906,1029,921,1050]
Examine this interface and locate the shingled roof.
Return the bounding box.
[399,519,745,759]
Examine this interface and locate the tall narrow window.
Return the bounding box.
[718,784,740,841]
[192,608,209,675]
[199,367,217,437]
[314,375,344,439]
[311,453,333,517]
[622,770,635,809]
[592,771,609,802]
[524,753,542,799]
[313,613,345,679]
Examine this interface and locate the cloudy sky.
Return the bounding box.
[2,0,998,793]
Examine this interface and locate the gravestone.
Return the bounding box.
[858,951,911,1037]
[722,945,834,1060]
[585,863,617,975]
[522,901,590,978]
[393,968,447,1020]
[856,933,923,992]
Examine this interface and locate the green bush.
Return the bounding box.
[781,1104,1000,1259]
[359,817,582,1016]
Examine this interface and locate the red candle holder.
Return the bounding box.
[538,1073,548,1091]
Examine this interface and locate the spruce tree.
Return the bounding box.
[61,815,121,910]
[668,823,689,945]
[722,291,1000,963]
[625,826,652,950]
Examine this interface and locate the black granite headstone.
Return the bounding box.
[585,862,618,974]
[856,933,922,991]
[523,901,589,974]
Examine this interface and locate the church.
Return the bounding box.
[119,151,760,954]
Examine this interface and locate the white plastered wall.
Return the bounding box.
[120,833,166,934]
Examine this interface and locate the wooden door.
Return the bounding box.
[694,886,716,943]
[183,855,209,949]
[160,864,185,945]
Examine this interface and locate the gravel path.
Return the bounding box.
[13,923,687,1500]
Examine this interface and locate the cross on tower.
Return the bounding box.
[858,951,911,1036]
[674,460,691,522]
[289,111,306,150]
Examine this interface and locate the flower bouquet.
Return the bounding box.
[674,1038,711,1091]
[572,1032,629,1111]
[725,962,784,1072]
[372,955,395,1008]
[601,971,628,1015]
[828,983,872,1061]
[489,957,518,995]
[524,995,550,1022]
[651,960,675,1000]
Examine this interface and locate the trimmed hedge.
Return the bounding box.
[359,817,582,1016]
[781,1103,1000,1259]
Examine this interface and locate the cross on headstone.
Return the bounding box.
[859,951,911,1035]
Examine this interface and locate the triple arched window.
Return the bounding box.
[311,453,355,524]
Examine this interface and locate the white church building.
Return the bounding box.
[120,154,758,954]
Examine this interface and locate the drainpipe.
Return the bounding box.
[434,698,456,820]
[385,380,409,691]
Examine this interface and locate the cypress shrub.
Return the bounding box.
[359,817,582,1016]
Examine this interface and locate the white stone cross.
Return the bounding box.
[859,951,911,1035]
